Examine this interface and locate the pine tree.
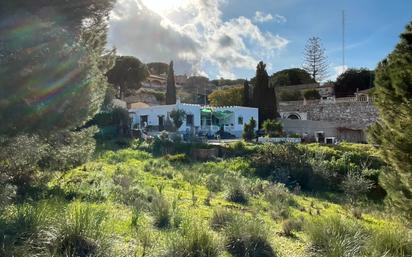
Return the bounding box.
[253,61,277,126]
[0,0,115,136]
[368,21,412,219]
[303,37,329,82]
[166,61,177,105]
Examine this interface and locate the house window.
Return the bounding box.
[238,116,243,125]
[186,114,194,126]
[140,115,148,127]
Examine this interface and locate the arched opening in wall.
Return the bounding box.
[287,114,301,120]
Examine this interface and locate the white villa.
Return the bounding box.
[129,101,258,138]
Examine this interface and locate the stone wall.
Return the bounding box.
[279,99,378,129]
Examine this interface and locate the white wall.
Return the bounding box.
[130,103,258,138]
[130,103,202,132]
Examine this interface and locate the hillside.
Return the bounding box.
[2,141,410,257]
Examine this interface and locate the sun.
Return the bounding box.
[141,0,187,15]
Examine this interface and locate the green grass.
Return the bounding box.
[2,144,409,257]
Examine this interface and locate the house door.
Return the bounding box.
[158,116,164,131]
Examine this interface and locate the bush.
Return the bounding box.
[305,216,369,257]
[226,181,249,204]
[264,183,295,220]
[225,216,276,257]
[279,90,303,101]
[163,222,221,257]
[281,218,303,237]
[205,174,223,193]
[210,209,236,231]
[149,194,172,229]
[367,224,412,257]
[243,118,256,141]
[28,202,112,257]
[262,119,283,137]
[165,153,189,163]
[341,171,374,204]
[303,89,321,100]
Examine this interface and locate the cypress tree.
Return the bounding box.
[166,61,177,105]
[368,21,412,219]
[243,80,250,106]
[253,61,277,126]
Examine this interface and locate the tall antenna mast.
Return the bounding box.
[342,10,346,70]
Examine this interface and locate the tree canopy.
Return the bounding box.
[106,56,149,100]
[208,87,244,107]
[334,68,375,97]
[303,37,328,82]
[147,62,169,75]
[0,0,115,136]
[252,61,277,125]
[271,68,315,87]
[368,21,412,219]
[166,61,177,104]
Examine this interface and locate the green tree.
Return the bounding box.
[208,87,244,106]
[166,61,177,104]
[271,68,315,87]
[0,0,115,136]
[252,61,277,126]
[243,117,256,141]
[303,89,321,100]
[243,80,250,106]
[170,109,186,131]
[279,90,303,101]
[106,56,149,100]
[335,68,375,97]
[262,119,283,137]
[368,21,412,219]
[303,37,328,82]
[147,62,169,75]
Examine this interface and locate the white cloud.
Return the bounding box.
[330,65,348,80]
[254,11,287,24]
[108,0,289,78]
[254,11,273,23]
[273,14,287,24]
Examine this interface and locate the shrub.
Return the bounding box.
[279,90,303,101]
[303,89,321,100]
[163,223,221,257]
[165,153,189,163]
[367,224,412,257]
[0,203,53,256]
[210,209,236,231]
[226,181,249,204]
[264,183,295,220]
[281,217,303,237]
[305,216,369,257]
[150,195,171,229]
[31,202,112,257]
[205,174,223,193]
[243,118,256,141]
[225,216,276,257]
[0,134,47,198]
[262,119,283,137]
[341,171,374,204]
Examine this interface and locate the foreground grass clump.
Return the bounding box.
[305,215,368,257]
[37,202,111,257]
[162,222,221,257]
[367,225,412,257]
[225,216,277,257]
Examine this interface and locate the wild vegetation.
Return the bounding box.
[1,137,411,257]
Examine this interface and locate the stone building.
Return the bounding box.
[279,88,378,143]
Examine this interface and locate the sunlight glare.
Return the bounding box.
[141,0,187,15]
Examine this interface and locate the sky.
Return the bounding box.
[107,0,412,81]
